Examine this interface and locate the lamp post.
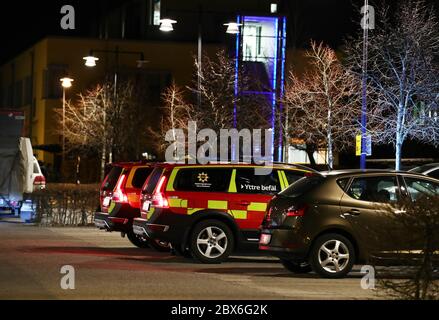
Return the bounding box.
[360,0,369,169]
[60,77,73,164]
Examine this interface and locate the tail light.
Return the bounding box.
[286,204,307,217]
[112,174,128,203]
[34,175,46,185]
[151,176,169,208]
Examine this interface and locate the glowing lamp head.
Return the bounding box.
[60,77,74,88]
[224,22,242,34]
[159,19,177,32]
[83,55,99,67]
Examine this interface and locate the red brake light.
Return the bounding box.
[34,175,46,185]
[112,174,128,203]
[151,176,169,208]
[286,204,307,217]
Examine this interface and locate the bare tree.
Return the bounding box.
[55,80,144,180]
[149,83,196,156]
[346,0,439,170]
[283,41,361,169]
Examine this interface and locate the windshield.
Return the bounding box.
[279,175,325,198]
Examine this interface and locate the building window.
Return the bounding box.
[42,65,67,99]
[150,0,161,26]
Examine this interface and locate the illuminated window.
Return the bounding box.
[151,0,161,26]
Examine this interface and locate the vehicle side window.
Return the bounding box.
[174,168,232,192]
[337,178,350,191]
[428,169,439,180]
[284,170,305,185]
[235,169,281,195]
[404,177,439,201]
[346,176,399,204]
[131,168,153,189]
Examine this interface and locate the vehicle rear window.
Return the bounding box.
[280,175,325,198]
[131,167,153,189]
[143,167,164,194]
[174,168,232,192]
[103,166,123,190]
[284,170,306,185]
[236,169,281,195]
[33,162,40,174]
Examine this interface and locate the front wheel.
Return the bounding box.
[280,259,312,274]
[309,233,355,278]
[127,231,150,248]
[189,220,234,264]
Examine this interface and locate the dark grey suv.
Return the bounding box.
[259,170,439,278]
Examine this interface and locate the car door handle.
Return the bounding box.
[239,201,250,206]
[345,209,361,216]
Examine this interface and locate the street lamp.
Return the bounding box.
[60,77,73,164]
[224,22,242,34]
[83,56,99,67]
[159,19,177,32]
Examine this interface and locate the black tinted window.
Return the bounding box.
[236,169,281,195]
[280,176,324,198]
[337,178,350,191]
[284,170,306,185]
[175,168,232,192]
[143,168,163,194]
[131,168,153,189]
[347,176,399,203]
[428,169,439,180]
[404,177,439,201]
[103,166,123,190]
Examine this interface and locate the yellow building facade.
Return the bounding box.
[0,36,221,166]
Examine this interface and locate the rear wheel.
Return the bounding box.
[189,220,234,264]
[309,233,355,278]
[127,231,150,248]
[280,259,312,274]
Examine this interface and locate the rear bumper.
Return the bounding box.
[258,228,310,260]
[132,217,172,241]
[94,212,132,233]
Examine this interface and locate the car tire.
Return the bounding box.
[148,238,171,252]
[189,219,234,264]
[309,233,355,279]
[280,259,312,274]
[127,231,150,248]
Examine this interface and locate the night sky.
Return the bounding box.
[1,0,438,65]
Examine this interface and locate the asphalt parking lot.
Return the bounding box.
[0,221,379,300]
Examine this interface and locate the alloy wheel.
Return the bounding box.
[318,240,350,273]
[196,226,228,259]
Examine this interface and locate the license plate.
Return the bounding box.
[259,234,272,245]
[103,197,111,207]
[142,201,151,212]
